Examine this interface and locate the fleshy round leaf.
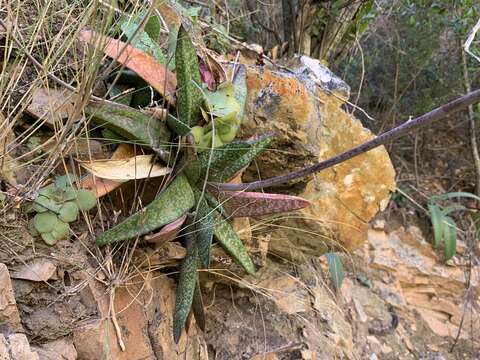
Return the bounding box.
[75,190,97,211]
[59,202,79,223]
[51,220,70,241]
[33,212,58,234]
[41,232,57,246]
[32,195,60,213]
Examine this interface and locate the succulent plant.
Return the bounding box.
[88,27,312,344]
[29,175,97,245]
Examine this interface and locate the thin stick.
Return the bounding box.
[213,88,480,191]
[110,288,126,352]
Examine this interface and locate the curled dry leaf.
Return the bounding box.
[80,144,135,198]
[79,155,171,181]
[79,29,177,103]
[144,213,187,245]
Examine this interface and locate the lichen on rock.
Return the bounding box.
[240,56,396,259]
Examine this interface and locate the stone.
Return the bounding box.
[10,259,57,282]
[31,339,77,360]
[368,226,480,339]
[73,271,207,360]
[6,334,39,360]
[240,56,395,259]
[0,264,22,333]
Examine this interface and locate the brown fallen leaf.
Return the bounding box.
[79,30,177,103]
[25,87,75,127]
[10,258,57,282]
[0,112,19,185]
[79,155,171,181]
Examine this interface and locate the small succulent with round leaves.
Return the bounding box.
[29,175,97,245]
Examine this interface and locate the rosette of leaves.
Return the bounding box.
[29,175,97,245]
[90,27,311,343]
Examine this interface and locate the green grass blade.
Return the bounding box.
[173,234,198,343]
[325,252,344,290]
[213,214,255,275]
[175,25,203,128]
[428,203,444,248]
[96,174,194,246]
[443,216,457,261]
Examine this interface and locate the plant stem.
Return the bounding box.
[462,47,480,197]
[213,88,480,191]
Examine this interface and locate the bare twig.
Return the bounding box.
[213,88,480,191]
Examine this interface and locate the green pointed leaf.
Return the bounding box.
[86,101,171,149]
[232,64,247,122]
[166,25,179,70]
[325,252,344,290]
[143,13,161,41]
[212,190,310,217]
[96,174,195,246]
[120,17,167,65]
[175,25,203,127]
[173,234,198,343]
[166,114,191,136]
[443,216,457,261]
[196,198,214,268]
[213,213,255,275]
[428,203,444,248]
[192,278,205,331]
[198,135,272,182]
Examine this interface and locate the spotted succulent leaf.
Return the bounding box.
[96,174,195,246]
[211,190,310,217]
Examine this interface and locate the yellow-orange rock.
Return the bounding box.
[241,56,395,258]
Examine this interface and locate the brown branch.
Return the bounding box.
[212,88,480,191]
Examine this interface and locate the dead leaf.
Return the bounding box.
[79,155,171,181]
[26,87,75,126]
[79,30,177,103]
[10,259,57,282]
[80,144,135,197]
[0,113,18,185]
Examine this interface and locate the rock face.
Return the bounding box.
[241,56,395,257]
[72,271,207,360]
[0,264,22,333]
